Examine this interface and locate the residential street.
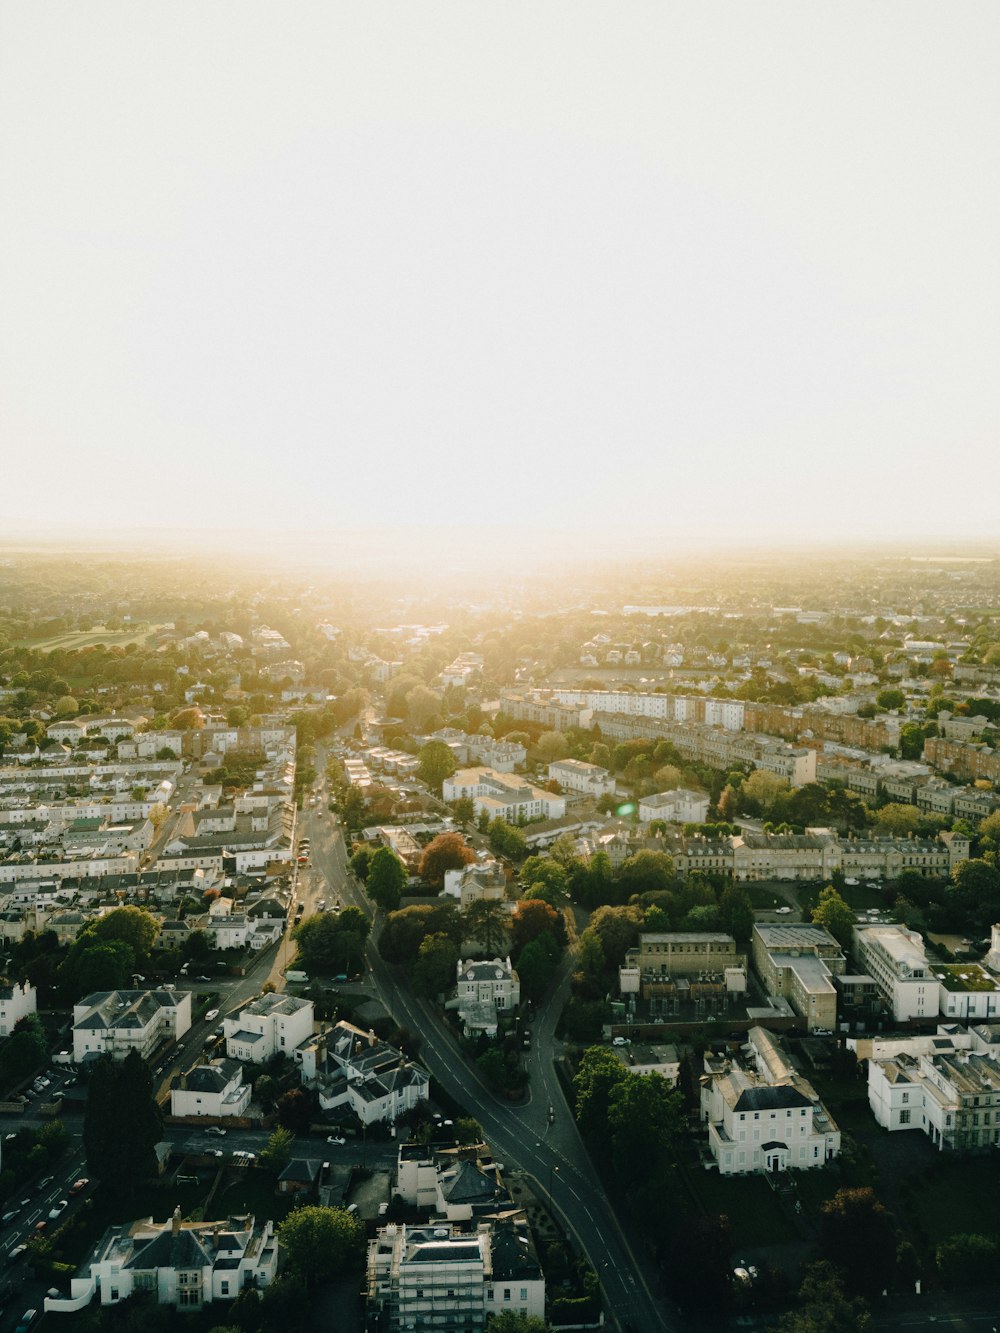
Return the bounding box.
[301,793,675,1333]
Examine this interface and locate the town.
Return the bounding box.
[0,548,999,1333]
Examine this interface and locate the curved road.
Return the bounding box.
[297,787,673,1333]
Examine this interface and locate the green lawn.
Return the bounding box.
[17,624,167,652]
[747,886,790,909]
[903,1157,1000,1249]
[681,1166,799,1247]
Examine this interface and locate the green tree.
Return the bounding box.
[775,1262,872,1333]
[519,856,568,903]
[83,1050,163,1195]
[811,885,855,948]
[463,898,511,957]
[587,904,643,968]
[573,1046,628,1152]
[739,769,790,815]
[277,1205,365,1285]
[819,1188,897,1298]
[418,831,475,890]
[349,845,371,882]
[412,932,461,998]
[379,903,463,964]
[486,1316,548,1333]
[0,1014,48,1088]
[537,730,569,762]
[260,1126,295,1172]
[608,1070,683,1186]
[488,818,528,859]
[516,931,561,999]
[876,687,905,711]
[935,1232,998,1287]
[62,938,135,993]
[84,905,161,957]
[366,847,407,912]
[875,803,923,836]
[417,739,458,791]
[451,795,476,828]
[719,885,754,940]
[617,850,675,894]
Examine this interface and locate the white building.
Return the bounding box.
[442,858,508,908]
[637,789,710,825]
[868,1041,1000,1151]
[546,759,616,798]
[223,993,313,1064]
[303,1021,430,1126]
[73,989,192,1063]
[852,924,939,1023]
[46,1209,277,1314]
[442,769,565,823]
[366,1222,544,1333]
[169,1059,252,1120]
[700,1027,840,1175]
[0,978,36,1036]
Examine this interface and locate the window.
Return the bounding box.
[221,1281,229,1295]
[899,1110,911,1125]
[520,1288,528,1301]
[110,1289,119,1301]
[901,1092,909,1104]
[504,1289,511,1302]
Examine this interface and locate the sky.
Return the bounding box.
[1,3,997,562]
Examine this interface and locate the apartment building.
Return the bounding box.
[73,988,193,1063]
[223,993,313,1063]
[546,758,615,797]
[852,924,939,1022]
[303,1021,430,1126]
[752,925,846,1032]
[924,737,1000,784]
[442,769,565,823]
[453,958,520,1038]
[497,691,593,732]
[700,1026,840,1175]
[366,1222,544,1333]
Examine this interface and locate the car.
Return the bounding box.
[196,975,211,982]
[38,1176,53,1190]
[4,1131,17,1141]
[612,1036,628,1046]
[16,1310,38,1333]
[48,1199,68,1219]
[2,1209,19,1223]
[205,1008,219,1021]
[232,1150,256,1162]
[775,906,793,914]
[326,1135,346,1145]
[206,1126,227,1136]
[69,1178,89,1196]
[317,900,326,911]
[332,903,341,913]
[9,1243,28,1259]
[206,1149,224,1158]
[34,1219,48,1232]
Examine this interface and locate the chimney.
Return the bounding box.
[171,1204,182,1236]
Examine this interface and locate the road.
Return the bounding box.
[300,777,673,1333]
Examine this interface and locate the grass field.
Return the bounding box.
[682,1166,799,1247]
[17,623,167,652]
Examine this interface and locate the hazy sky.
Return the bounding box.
[2,3,997,556]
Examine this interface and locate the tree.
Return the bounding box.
[83,905,160,957]
[412,932,460,998]
[417,740,458,791]
[519,856,568,903]
[366,847,407,912]
[876,687,905,711]
[516,931,561,999]
[608,1070,683,1186]
[488,818,527,859]
[53,694,78,717]
[875,803,923,836]
[719,885,754,940]
[84,1050,163,1195]
[486,1316,548,1333]
[463,898,511,956]
[451,795,476,828]
[537,730,569,762]
[62,938,135,993]
[775,1262,872,1333]
[419,831,475,890]
[511,898,562,955]
[573,1046,628,1151]
[380,903,463,963]
[617,849,675,894]
[898,722,928,761]
[260,1126,294,1172]
[276,1087,313,1134]
[588,905,642,968]
[294,909,370,973]
[405,683,442,731]
[0,1014,47,1087]
[349,845,371,882]
[739,769,790,815]
[811,885,854,948]
[935,1233,999,1287]
[277,1205,365,1285]
[819,1188,897,1298]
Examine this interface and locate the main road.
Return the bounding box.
[297,780,674,1333]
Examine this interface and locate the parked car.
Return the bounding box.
[326,1135,346,1145]
[205,1008,219,1021]
[69,1178,89,1196]
[206,1126,227,1136]
[48,1200,68,1219]
[775,906,792,914]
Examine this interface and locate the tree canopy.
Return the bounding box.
[419,831,475,890]
[83,1050,163,1195]
[277,1205,365,1285]
[366,847,407,912]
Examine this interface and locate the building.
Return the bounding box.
[169,1059,252,1120]
[498,691,593,732]
[637,789,710,825]
[303,1021,430,1126]
[73,988,193,1063]
[451,958,521,1039]
[546,759,615,798]
[46,1209,277,1313]
[442,769,566,823]
[223,993,313,1064]
[868,1042,1000,1151]
[442,858,507,909]
[751,924,846,1032]
[366,1221,544,1333]
[852,924,939,1023]
[0,978,36,1036]
[700,1026,840,1175]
